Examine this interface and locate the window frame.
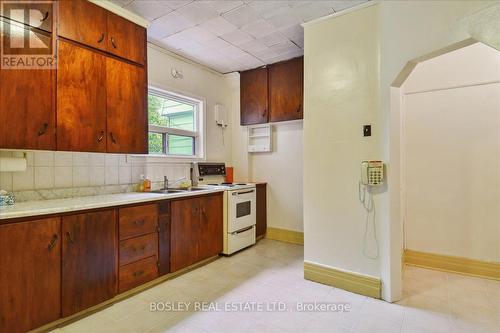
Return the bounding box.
[146,86,206,161]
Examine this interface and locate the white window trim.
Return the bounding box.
[130,84,206,163]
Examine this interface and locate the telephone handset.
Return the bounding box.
[361,160,384,186]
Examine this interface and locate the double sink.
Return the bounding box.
[152,187,207,194]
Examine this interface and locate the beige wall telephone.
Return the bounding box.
[361,160,384,186]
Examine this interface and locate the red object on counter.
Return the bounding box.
[226,167,234,183]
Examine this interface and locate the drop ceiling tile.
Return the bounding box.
[109,0,133,7]
[219,44,249,58]
[160,33,198,51]
[270,40,301,55]
[177,26,217,44]
[176,1,219,25]
[248,1,291,19]
[149,11,195,39]
[199,16,237,36]
[202,0,245,14]
[329,0,366,12]
[266,48,303,64]
[124,1,172,21]
[202,37,236,51]
[241,19,277,39]
[220,29,254,46]
[291,36,304,48]
[222,4,260,28]
[278,24,303,40]
[239,39,268,53]
[252,47,279,62]
[258,31,289,47]
[266,10,302,29]
[291,1,334,23]
[162,0,194,10]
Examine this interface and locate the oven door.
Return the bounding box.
[227,188,256,233]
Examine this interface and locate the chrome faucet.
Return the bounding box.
[164,176,187,189]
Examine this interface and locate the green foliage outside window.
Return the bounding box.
[148,94,196,156]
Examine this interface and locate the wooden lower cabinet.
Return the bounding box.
[171,194,223,272]
[256,183,267,238]
[0,218,61,333]
[198,194,223,261]
[62,210,117,317]
[0,194,224,331]
[119,256,158,293]
[158,201,171,276]
[170,197,200,272]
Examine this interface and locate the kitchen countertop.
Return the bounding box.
[0,188,225,221]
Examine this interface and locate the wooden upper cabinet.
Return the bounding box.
[240,57,304,125]
[62,210,117,317]
[58,0,145,65]
[240,67,268,125]
[0,0,53,32]
[58,0,107,51]
[106,57,147,154]
[198,194,223,261]
[0,20,55,150]
[0,218,61,333]
[107,12,146,65]
[269,57,303,122]
[57,40,107,152]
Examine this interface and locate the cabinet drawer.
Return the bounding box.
[120,233,158,266]
[119,256,158,293]
[119,204,158,239]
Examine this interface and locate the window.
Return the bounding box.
[148,88,204,158]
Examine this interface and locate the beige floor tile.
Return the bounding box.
[58,241,497,333]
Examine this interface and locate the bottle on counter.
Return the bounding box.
[143,175,151,192]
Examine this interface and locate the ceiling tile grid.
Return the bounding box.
[111,0,367,73]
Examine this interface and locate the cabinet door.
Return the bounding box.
[240,67,268,125]
[0,218,61,333]
[158,201,171,276]
[269,57,303,122]
[170,198,200,272]
[1,1,53,32]
[106,57,147,153]
[198,194,223,261]
[0,23,55,150]
[256,184,267,238]
[62,210,117,317]
[107,12,146,65]
[58,0,107,51]
[57,40,107,152]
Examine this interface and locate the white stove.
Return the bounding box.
[191,163,256,255]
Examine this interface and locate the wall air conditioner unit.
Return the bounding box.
[248,124,272,153]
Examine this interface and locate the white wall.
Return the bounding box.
[0,44,233,198]
[148,44,232,164]
[303,4,381,277]
[303,1,500,301]
[228,73,304,232]
[403,43,500,262]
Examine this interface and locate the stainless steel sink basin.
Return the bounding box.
[152,189,187,194]
[152,187,207,194]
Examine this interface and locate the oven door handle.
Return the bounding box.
[232,189,255,196]
[231,225,254,235]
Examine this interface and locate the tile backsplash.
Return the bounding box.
[0,150,191,201]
